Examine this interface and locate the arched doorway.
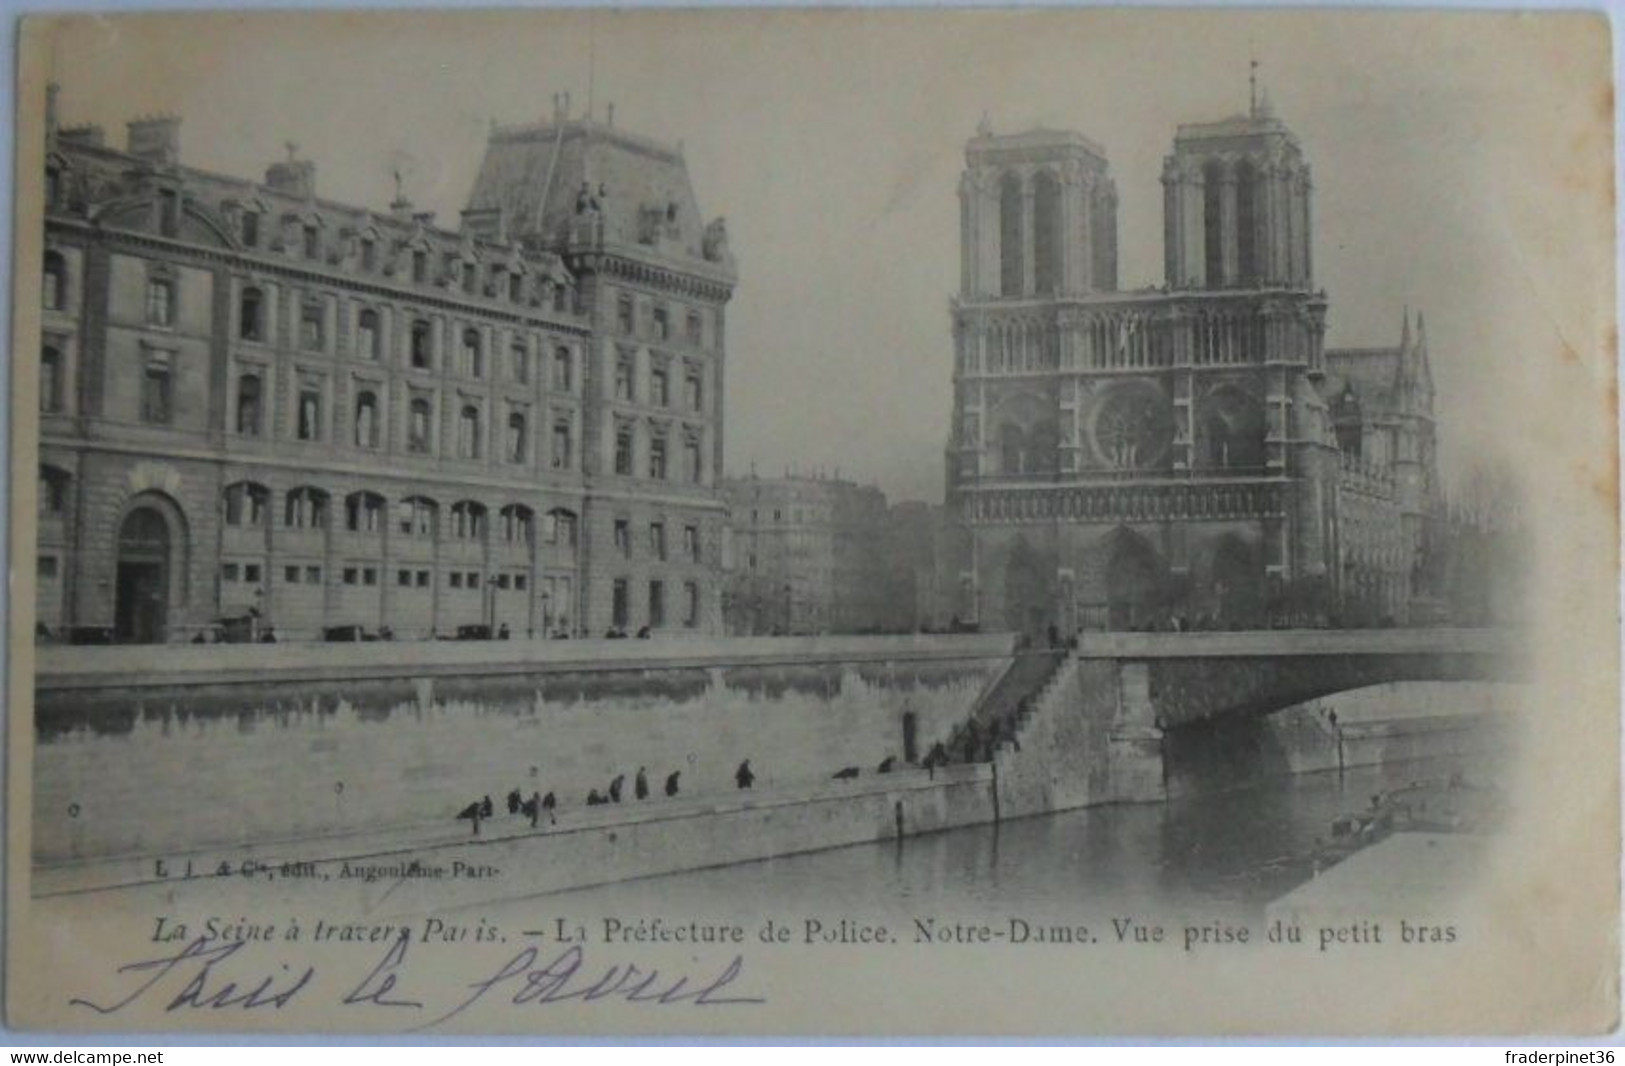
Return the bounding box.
[1210,535,1263,628]
[1106,529,1162,631]
[115,506,172,643]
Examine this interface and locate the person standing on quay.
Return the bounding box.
[665,770,682,797]
[735,759,756,790]
[635,767,649,800]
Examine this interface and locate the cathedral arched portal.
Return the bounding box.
[1208,534,1264,628]
[1105,528,1164,631]
[1002,535,1053,638]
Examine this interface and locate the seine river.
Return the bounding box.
[529,752,1500,923]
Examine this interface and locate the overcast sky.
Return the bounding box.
[40,9,1611,505]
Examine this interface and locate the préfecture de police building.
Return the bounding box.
[37,90,736,642]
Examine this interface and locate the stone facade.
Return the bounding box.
[35,94,735,642]
[721,474,897,635]
[944,101,1441,635]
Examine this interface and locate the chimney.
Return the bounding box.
[58,124,104,148]
[126,114,181,167]
[265,141,315,198]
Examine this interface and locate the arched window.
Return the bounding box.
[410,319,433,369]
[223,481,269,527]
[344,491,384,533]
[235,372,262,436]
[43,251,65,311]
[450,501,487,541]
[40,344,62,413]
[507,411,527,464]
[500,504,534,545]
[1200,387,1265,470]
[398,496,437,538]
[1203,160,1225,286]
[284,486,329,529]
[999,172,1024,297]
[407,397,432,454]
[356,309,380,361]
[239,286,265,341]
[552,346,573,391]
[1235,159,1258,284]
[1032,171,1061,295]
[458,404,482,459]
[462,328,483,378]
[544,507,578,546]
[354,390,379,448]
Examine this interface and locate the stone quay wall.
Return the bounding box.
[33,634,1015,865]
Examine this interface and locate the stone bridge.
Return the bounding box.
[1075,628,1523,729]
[993,628,1524,813]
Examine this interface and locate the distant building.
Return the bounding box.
[37,90,736,642]
[943,95,1442,635]
[720,474,894,635]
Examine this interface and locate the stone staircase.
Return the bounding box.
[946,648,1067,762]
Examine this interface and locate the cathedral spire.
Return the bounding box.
[1401,305,1411,348]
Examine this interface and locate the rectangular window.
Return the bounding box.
[146,279,173,327]
[343,567,359,585]
[141,361,172,424]
[685,367,703,412]
[244,564,262,584]
[284,565,300,584]
[416,570,431,588]
[685,525,701,563]
[615,356,634,402]
[652,306,669,341]
[305,565,322,584]
[650,521,667,561]
[300,304,324,351]
[297,383,322,441]
[651,367,670,408]
[649,581,665,627]
[363,568,377,586]
[222,563,240,582]
[552,347,572,391]
[649,435,668,480]
[684,438,703,484]
[511,341,529,384]
[684,581,700,627]
[614,519,631,558]
[515,574,528,591]
[467,570,480,587]
[40,345,62,414]
[551,419,572,470]
[450,572,464,589]
[614,425,634,476]
[612,578,629,628]
[617,294,635,335]
[495,574,511,590]
[686,311,702,347]
[398,569,412,587]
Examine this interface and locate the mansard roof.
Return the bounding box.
[465,116,733,276]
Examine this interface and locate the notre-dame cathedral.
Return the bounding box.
[944,95,1440,634]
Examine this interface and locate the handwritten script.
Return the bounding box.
[69,932,764,1030]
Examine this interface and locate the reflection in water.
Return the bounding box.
[535,754,1501,923]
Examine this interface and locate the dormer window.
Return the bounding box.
[159,189,180,236]
[463,262,478,296]
[412,250,427,284]
[43,251,65,312]
[360,238,376,271]
[509,272,523,303]
[302,225,320,260]
[240,211,259,248]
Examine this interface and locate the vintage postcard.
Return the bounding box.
[5,8,1618,1037]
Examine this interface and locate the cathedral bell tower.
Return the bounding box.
[1161,92,1314,291]
[958,123,1119,300]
